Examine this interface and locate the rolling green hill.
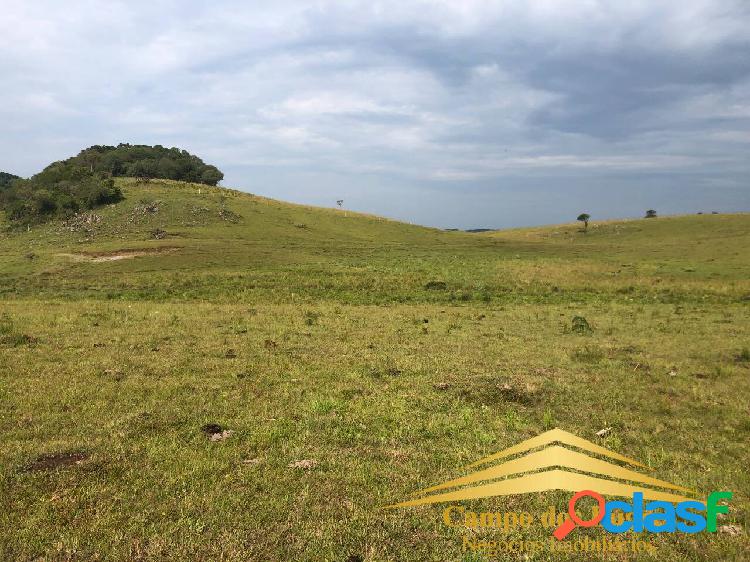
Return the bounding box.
[1,177,748,304]
[1,178,749,561]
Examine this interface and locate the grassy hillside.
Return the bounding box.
[1,180,748,561]
[1,178,749,304]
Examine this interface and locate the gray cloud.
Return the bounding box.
[1,0,748,228]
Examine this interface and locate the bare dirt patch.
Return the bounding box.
[288,459,317,470]
[60,246,180,262]
[25,451,89,472]
[458,377,543,406]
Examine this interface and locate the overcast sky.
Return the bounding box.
[2,1,749,228]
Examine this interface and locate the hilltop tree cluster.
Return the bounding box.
[72,144,223,185]
[0,144,224,224]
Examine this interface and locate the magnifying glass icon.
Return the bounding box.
[553,490,605,540]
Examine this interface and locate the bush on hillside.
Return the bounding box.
[0,172,20,189]
[0,161,122,224]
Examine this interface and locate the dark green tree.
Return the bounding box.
[577,213,591,232]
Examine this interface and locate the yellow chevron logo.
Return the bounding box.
[386,428,696,508]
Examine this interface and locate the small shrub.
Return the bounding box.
[0,315,37,346]
[0,314,13,335]
[570,345,605,363]
[424,281,447,290]
[571,316,593,334]
[735,347,750,363]
[304,311,320,326]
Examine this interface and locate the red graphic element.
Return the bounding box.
[553,490,605,540]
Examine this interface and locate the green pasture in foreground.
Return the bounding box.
[0,179,748,560]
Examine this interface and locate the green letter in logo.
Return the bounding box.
[706,491,732,532]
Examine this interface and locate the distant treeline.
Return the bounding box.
[0,144,224,224]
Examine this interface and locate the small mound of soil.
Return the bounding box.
[201,423,223,435]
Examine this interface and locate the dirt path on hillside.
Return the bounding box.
[59,246,181,262]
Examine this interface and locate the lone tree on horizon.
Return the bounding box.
[645,209,657,218]
[577,213,591,232]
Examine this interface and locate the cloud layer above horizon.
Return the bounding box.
[2,0,749,228]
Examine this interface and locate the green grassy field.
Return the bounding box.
[1,179,748,561]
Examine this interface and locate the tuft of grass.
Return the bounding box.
[570,344,605,363]
[542,408,556,430]
[304,310,321,326]
[309,398,340,415]
[0,314,37,346]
